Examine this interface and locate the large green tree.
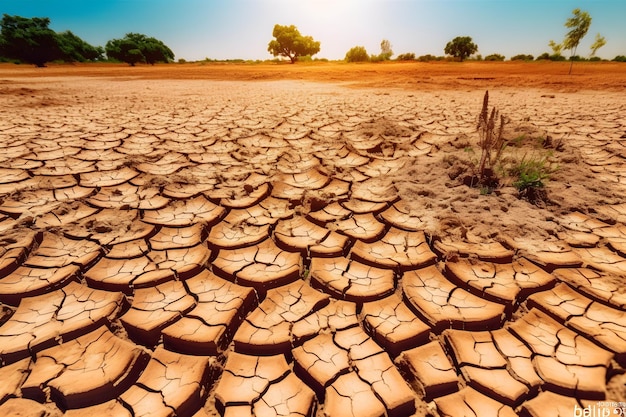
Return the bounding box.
[444,36,478,61]
[0,14,60,66]
[268,24,320,63]
[105,33,174,65]
[0,14,103,66]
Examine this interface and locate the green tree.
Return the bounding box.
[590,33,606,57]
[0,14,60,66]
[345,46,369,62]
[56,30,103,62]
[444,36,478,61]
[105,33,174,66]
[267,24,320,63]
[380,39,393,60]
[548,40,563,56]
[561,8,592,74]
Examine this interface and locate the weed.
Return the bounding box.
[476,91,508,185]
[507,152,557,202]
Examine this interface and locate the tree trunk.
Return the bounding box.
[568,47,577,75]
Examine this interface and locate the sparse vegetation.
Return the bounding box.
[345,45,369,63]
[267,24,320,64]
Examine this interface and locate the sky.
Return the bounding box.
[3,0,626,61]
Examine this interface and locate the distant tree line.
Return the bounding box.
[0,14,174,67]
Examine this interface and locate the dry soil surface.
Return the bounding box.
[0,62,625,417]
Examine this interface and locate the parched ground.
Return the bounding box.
[0,62,625,417]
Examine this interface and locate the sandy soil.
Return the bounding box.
[0,62,625,417]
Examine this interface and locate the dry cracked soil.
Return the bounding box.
[0,61,625,417]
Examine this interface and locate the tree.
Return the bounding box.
[548,40,563,56]
[0,14,60,66]
[56,30,103,62]
[444,36,478,61]
[345,46,369,62]
[380,39,393,60]
[590,33,606,57]
[561,8,591,74]
[105,33,174,66]
[267,24,320,64]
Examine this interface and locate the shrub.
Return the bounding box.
[536,52,551,60]
[484,54,505,61]
[613,55,626,62]
[345,46,369,62]
[511,54,534,61]
[417,54,438,62]
[396,52,416,61]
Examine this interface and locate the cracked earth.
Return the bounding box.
[0,65,625,417]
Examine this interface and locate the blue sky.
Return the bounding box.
[3,0,625,61]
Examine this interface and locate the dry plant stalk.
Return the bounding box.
[476,90,506,181]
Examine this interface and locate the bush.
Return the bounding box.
[345,46,369,62]
[484,54,505,61]
[536,52,551,60]
[417,54,439,62]
[613,55,626,62]
[550,54,566,61]
[511,54,534,61]
[588,56,602,61]
[396,52,415,61]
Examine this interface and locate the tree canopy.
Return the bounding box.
[106,33,174,65]
[267,24,320,63]
[0,14,103,66]
[589,33,606,57]
[56,30,104,62]
[444,36,478,61]
[379,39,393,60]
[345,46,369,62]
[0,14,60,66]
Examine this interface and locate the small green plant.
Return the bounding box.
[507,152,557,203]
